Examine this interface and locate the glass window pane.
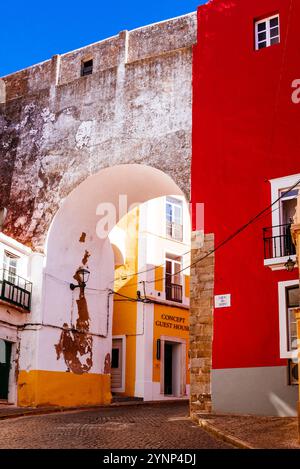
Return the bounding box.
[281,198,297,225]
[258,41,267,49]
[258,22,266,32]
[270,37,279,46]
[270,17,279,28]
[173,262,182,285]
[166,203,172,222]
[288,307,299,351]
[281,189,299,199]
[270,27,279,38]
[290,336,298,351]
[174,205,182,225]
[258,31,267,41]
[287,287,299,307]
[290,322,297,337]
[165,260,172,276]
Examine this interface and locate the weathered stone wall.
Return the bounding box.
[190,234,215,413]
[0,13,196,251]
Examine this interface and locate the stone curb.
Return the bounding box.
[191,413,254,450]
[0,399,189,421]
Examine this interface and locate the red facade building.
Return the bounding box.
[192,0,300,415]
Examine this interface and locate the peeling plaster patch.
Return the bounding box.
[55,268,93,374]
[75,121,94,149]
[104,353,111,374]
[79,232,86,243]
[14,341,21,381]
[82,250,90,266]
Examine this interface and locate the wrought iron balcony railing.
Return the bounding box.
[166,221,183,241]
[165,282,183,303]
[263,224,296,260]
[0,269,32,311]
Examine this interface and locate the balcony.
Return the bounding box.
[0,269,32,311]
[165,282,183,303]
[263,224,296,270]
[166,221,183,242]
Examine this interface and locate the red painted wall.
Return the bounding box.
[192,0,300,369]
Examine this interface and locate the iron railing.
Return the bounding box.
[166,221,183,241]
[263,224,296,260]
[165,282,183,303]
[0,269,32,311]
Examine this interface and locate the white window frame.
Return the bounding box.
[264,174,300,270]
[255,14,280,51]
[165,197,183,241]
[3,250,19,283]
[278,280,299,359]
[165,255,183,287]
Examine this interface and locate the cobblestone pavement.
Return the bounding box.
[0,403,231,449]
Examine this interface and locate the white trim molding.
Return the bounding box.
[270,173,300,228]
[278,279,299,359]
[264,255,297,271]
[265,174,300,270]
[159,335,187,397]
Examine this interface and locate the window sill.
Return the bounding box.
[280,349,298,360]
[264,255,297,271]
[148,295,189,310]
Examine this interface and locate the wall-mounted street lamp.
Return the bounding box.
[285,257,296,272]
[70,268,90,290]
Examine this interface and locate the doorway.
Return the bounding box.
[0,339,12,400]
[164,343,173,394]
[163,341,182,396]
[111,338,124,392]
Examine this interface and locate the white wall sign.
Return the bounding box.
[214,294,231,309]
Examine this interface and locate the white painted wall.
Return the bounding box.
[0,234,36,403]
[41,165,185,377]
[135,195,190,400]
[139,196,191,302]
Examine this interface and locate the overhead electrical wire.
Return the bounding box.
[109,177,300,300]
[150,177,300,285]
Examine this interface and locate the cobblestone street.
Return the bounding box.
[0,403,230,449]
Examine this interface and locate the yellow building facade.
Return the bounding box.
[111,196,190,401]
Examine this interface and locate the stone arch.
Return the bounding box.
[22,163,191,407]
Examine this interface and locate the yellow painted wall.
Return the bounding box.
[155,266,164,292]
[112,206,190,397]
[18,370,111,407]
[153,304,190,385]
[184,275,190,298]
[112,207,139,396]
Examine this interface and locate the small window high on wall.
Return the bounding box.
[81,59,93,77]
[255,15,280,50]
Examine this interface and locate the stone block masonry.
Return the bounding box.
[190,234,214,413]
[0,13,196,252]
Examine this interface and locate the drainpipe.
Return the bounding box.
[291,195,300,441]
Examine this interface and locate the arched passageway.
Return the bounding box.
[18,164,191,407]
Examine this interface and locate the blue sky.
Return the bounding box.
[1,0,206,77]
